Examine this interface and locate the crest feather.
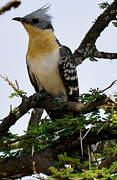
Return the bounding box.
[24,4,52,22]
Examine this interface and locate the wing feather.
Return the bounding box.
[58,46,79,101]
[26,61,39,92]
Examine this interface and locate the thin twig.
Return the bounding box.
[32,145,34,157]
[15,80,19,90]
[0,74,18,92]
[82,126,93,140]
[10,105,12,112]
[80,129,83,156]
[98,80,117,93]
[0,74,24,98]
[88,145,91,170]
[96,124,105,135]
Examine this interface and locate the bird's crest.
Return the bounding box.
[24,4,52,22]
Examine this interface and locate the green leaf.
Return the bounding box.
[112,22,117,27]
[99,1,109,9]
[9,90,27,98]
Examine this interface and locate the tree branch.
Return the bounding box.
[0,92,107,137]
[27,108,43,130]
[74,0,117,65]
[0,126,116,179]
[93,49,117,60]
[98,80,117,93]
[0,149,56,179]
[0,0,21,15]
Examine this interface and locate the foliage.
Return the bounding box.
[112,21,117,27]
[99,1,110,9]
[49,152,117,179]
[9,90,27,98]
[0,88,117,179]
[49,166,74,179]
[79,88,107,103]
[70,166,117,179]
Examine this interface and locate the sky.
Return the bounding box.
[0,0,117,135]
[0,0,117,179]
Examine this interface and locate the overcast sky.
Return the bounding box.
[0,0,117,136]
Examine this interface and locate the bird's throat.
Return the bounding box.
[23,23,58,58]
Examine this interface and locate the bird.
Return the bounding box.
[13,5,79,102]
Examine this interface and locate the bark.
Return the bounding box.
[0,93,107,137]
[27,108,43,130]
[74,0,117,65]
[0,126,116,178]
[0,150,56,179]
[94,50,117,60]
[0,0,21,15]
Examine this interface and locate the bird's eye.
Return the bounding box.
[32,18,39,24]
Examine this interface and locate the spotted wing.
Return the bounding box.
[58,46,79,101]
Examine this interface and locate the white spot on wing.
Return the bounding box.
[69,87,78,95]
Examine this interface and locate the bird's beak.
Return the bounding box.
[12,17,23,22]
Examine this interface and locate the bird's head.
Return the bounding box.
[12,4,54,32]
